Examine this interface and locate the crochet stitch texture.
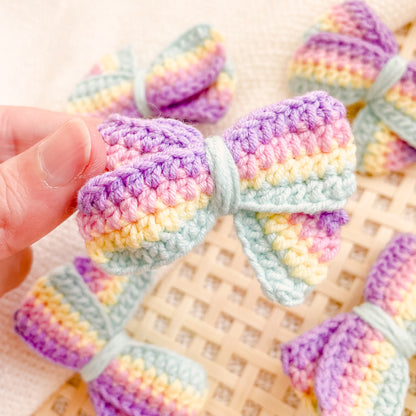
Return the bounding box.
[289,0,416,175]
[76,90,356,306]
[14,257,208,416]
[67,24,235,123]
[281,233,416,416]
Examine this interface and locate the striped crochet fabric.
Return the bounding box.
[289,0,416,175]
[281,233,416,416]
[76,90,356,306]
[14,257,208,416]
[67,24,235,123]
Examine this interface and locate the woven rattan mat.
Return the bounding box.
[33,20,416,416]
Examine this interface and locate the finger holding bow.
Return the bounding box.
[67,24,235,124]
[14,257,208,416]
[281,233,416,416]
[77,91,356,306]
[289,0,416,175]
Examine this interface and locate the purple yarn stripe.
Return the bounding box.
[146,44,226,108]
[223,91,346,163]
[14,310,91,370]
[89,372,197,416]
[341,1,397,54]
[281,313,347,375]
[317,210,349,236]
[364,233,416,307]
[303,32,390,69]
[314,314,369,412]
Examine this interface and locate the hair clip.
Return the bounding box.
[289,0,416,175]
[281,233,416,415]
[67,24,235,124]
[14,257,208,416]
[76,91,356,306]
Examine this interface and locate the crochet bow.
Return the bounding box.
[14,257,208,416]
[281,233,416,416]
[289,0,416,175]
[76,91,356,306]
[66,24,235,124]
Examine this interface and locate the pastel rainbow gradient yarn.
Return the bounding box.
[281,233,416,416]
[289,0,416,175]
[14,257,208,416]
[67,24,235,124]
[76,91,356,306]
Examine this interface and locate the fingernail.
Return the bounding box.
[38,119,92,187]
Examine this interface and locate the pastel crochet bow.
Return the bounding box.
[281,233,416,416]
[289,0,416,175]
[66,24,235,124]
[14,257,208,416]
[76,90,356,306]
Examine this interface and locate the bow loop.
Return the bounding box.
[281,233,416,415]
[308,0,397,54]
[14,258,208,416]
[67,25,235,123]
[290,1,416,175]
[77,91,356,305]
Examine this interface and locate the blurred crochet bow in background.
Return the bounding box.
[281,233,416,416]
[14,257,208,416]
[289,0,416,176]
[67,24,235,124]
[76,91,356,306]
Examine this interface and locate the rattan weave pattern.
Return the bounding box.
[33,20,416,416]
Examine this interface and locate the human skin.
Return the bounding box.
[0,106,106,295]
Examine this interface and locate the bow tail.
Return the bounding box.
[354,105,416,175]
[234,209,348,306]
[87,341,208,416]
[73,256,156,330]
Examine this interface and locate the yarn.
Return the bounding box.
[289,0,416,175]
[14,257,208,416]
[281,233,416,416]
[67,24,235,123]
[76,90,356,306]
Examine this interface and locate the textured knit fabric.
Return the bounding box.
[67,25,235,123]
[76,91,356,306]
[2,2,415,415]
[14,257,208,416]
[281,233,416,416]
[289,1,416,175]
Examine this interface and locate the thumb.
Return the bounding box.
[0,118,106,261]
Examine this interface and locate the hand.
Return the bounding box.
[0,106,106,296]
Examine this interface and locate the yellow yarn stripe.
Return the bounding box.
[213,71,235,92]
[361,122,397,175]
[289,60,374,90]
[391,273,416,329]
[99,52,120,73]
[319,13,340,33]
[31,278,104,349]
[97,275,128,306]
[117,355,207,410]
[86,192,211,263]
[385,85,416,119]
[259,213,327,285]
[146,30,223,83]
[66,80,133,114]
[241,139,356,191]
[352,340,396,413]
